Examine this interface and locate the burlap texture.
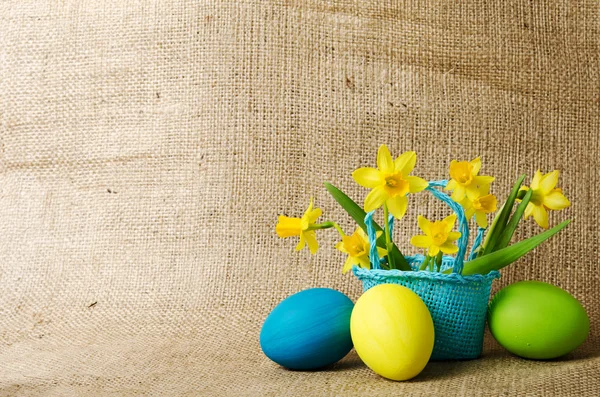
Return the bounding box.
[1,1,599,395]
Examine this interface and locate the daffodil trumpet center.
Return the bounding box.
[344,238,366,257]
[432,231,448,246]
[451,162,474,185]
[383,173,409,197]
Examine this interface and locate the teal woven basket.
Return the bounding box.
[353,180,500,360]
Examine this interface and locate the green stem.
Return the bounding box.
[436,251,443,272]
[308,221,342,235]
[383,204,396,270]
[419,255,431,271]
[329,222,346,237]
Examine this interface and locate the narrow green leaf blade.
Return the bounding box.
[324,182,411,271]
[482,174,526,255]
[494,188,532,252]
[445,219,571,275]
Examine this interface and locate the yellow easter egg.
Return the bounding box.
[350,284,434,381]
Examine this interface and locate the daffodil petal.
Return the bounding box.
[377,145,395,173]
[532,205,549,229]
[475,211,488,228]
[376,247,388,257]
[364,186,388,212]
[304,231,319,254]
[357,255,371,269]
[429,245,440,256]
[387,195,408,219]
[473,175,495,186]
[443,214,457,232]
[418,215,432,234]
[524,202,535,218]
[301,200,315,228]
[465,207,475,219]
[352,167,383,188]
[357,228,369,240]
[470,157,482,175]
[479,183,490,196]
[466,185,481,201]
[342,256,356,274]
[440,242,459,254]
[335,241,347,253]
[539,170,559,194]
[543,190,571,210]
[410,235,432,248]
[295,233,306,251]
[451,185,466,202]
[531,170,543,190]
[276,216,302,237]
[406,176,428,193]
[394,151,417,175]
[445,179,457,191]
[308,208,322,223]
[447,231,461,242]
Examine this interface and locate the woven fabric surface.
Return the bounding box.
[1,1,599,396]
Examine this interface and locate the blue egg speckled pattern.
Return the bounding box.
[260,288,354,370]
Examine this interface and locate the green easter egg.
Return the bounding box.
[488,281,589,359]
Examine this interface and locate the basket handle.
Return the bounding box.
[364,179,484,275]
[426,180,468,274]
[365,210,393,270]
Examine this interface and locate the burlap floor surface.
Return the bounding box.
[1,1,599,395]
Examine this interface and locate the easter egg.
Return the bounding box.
[260,288,354,370]
[488,281,589,359]
[350,284,434,381]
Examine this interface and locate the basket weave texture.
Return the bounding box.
[354,263,500,360]
[354,181,500,360]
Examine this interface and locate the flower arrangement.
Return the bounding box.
[276,145,571,277]
[263,145,584,378]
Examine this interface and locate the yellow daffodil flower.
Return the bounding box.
[460,185,498,228]
[519,170,570,229]
[446,157,495,202]
[335,228,387,274]
[276,198,322,254]
[410,214,461,257]
[352,145,428,219]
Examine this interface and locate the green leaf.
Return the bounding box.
[445,219,571,275]
[324,182,411,271]
[480,174,526,256]
[493,188,532,252]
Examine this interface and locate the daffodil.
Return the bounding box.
[336,228,387,274]
[446,157,495,202]
[460,185,498,228]
[410,214,461,257]
[519,170,570,229]
[352,145,428,219]
[276,198,322,254]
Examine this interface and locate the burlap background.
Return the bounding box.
[1,1,599,395]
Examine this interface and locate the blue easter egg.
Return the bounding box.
[260,288,354,370]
